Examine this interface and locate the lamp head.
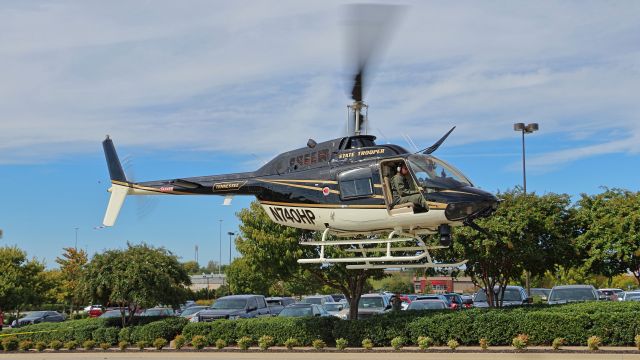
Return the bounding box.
[513,123,525,131]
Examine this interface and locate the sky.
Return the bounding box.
[1,1,639,269]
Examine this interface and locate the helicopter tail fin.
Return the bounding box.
[102,136,131,226]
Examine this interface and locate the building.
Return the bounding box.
[413,275,477,294]
[189,273,226,292]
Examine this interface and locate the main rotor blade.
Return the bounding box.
[418,126,456,154]
[346,4,403,102]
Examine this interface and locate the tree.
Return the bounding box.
[82,243,191,327]
[575,188,640,285]
[0,246,48,317]
[234,202,385,319]
[182,260,201,275]
[226,257,272,295]
[440,190,576,307]
[55,247,88,312]
[376,273,414,294]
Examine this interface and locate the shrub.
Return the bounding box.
[362,338,374,350]
[447,339,459,350]
[83,340,96,350]
[49,340,63,351]
[258,335,274,350]
[284,337,299,350]
[552,337,565,350]
[391,336,404,350]
[100,342,110,350]
[335,338,348,350]
[92,327,119,345]
[118,327,132,343]
[417,336,433,350]
[182,320,237,345]
[35,341,47,352]
[512,334,529,350]
[2,337,19,351]
[153,338,167,350]
[192,335,207,350]
[312,339,325,350]
[587,336,601,351]
[118,341,129,351]
[18,340,33,352]
[215,338,227,350]
[136,340,148,350]
[635,334,640,351]
[237,336,252,350]
[479,338,488,350]
[129,317,188,344]
[64,340,78,350]
[173,335,186,350]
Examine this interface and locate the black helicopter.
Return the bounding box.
[101,5,498,269]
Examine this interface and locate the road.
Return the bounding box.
[1,351,640,360]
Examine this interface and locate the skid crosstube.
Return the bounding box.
[297,228,466,269]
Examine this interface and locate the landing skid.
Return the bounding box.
[297,228,467,270]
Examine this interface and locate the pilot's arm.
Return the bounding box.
[391,174,417,197]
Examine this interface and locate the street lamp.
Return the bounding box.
[513,123,539,194]
[227,232,235,266]
[513,122,539,297]
[218,220,223,275]
[74,227,79,250]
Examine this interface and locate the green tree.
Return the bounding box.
[441,190,576,307]
[55,247,88,313]
[575,188,640,285]
[376,273,414,293]
[226,257,272,295]
[234,202,385,319]
[0,246,48,317]
[82,243,191,327]
[182,260,201,275]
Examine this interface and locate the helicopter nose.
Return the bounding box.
[444,189,499,222]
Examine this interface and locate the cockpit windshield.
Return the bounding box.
[407,154,472,191]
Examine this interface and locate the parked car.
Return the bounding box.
[324,301,350,319]
[358,294,391,318]
[330,294,347,302]
[301,295,334,306]
[621,291,640,301]
[530,288,551,301]
[195,295,271,322]
[99,309,130,318]
[415,294,449,305]
[473,286,531,308]
[406,294,419,302]
[11,311,65,327]
[86,305,105,318]
[278,303,330,318]
[179,305,209,321]
[548,285,598,305]
[442,293,469,310]
[265,297,296,315]
[599,288,624,301]
[406,300,448,310]
[140,307,174,317]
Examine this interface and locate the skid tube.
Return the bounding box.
[297,228,466,269]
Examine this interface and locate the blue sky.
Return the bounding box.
[1,1,639,268]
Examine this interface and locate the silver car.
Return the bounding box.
[548,285,598,305]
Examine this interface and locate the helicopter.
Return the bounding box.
[101,4,498,270]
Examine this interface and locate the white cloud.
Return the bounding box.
[0,1,639,165]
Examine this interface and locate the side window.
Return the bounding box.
[257,297,267,308]
[248,298,258,310]
[338,167,373,199]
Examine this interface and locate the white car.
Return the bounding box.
[621,291,640,302]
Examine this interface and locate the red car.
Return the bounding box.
[86,305,105,318]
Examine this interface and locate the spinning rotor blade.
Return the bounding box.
[418,126,456,154]
[346,4,404,103]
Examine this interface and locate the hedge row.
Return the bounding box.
[0,317,187,345]
[2,303,640,347]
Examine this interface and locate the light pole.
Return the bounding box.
[218,219,223,275]
[74,227,79,250]
[227,232,235,266]
[513,122,539,297]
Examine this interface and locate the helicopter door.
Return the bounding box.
[380,160,416,215]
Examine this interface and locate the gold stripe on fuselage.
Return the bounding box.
[111,180,193,195]
[256,179,340,194]
[260,200,387,209]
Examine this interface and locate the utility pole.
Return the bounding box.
[74,227,79,250]
[218,219,223,275]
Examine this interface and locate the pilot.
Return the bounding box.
[390,164,429,212]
